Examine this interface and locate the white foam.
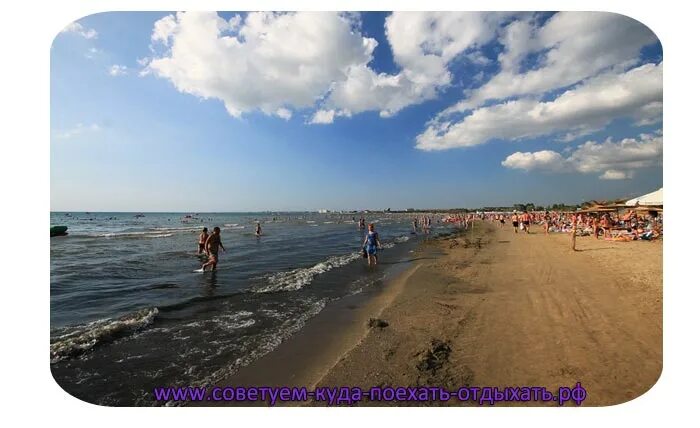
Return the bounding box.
[50,308,159,363]
[255,252,361,293]
[194,299,327,389]
[89,229,184,238]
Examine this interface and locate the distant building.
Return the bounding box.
[318,209,329,213]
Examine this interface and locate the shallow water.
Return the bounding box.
[50,211,447,405]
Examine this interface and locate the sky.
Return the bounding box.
[50,11,663,212]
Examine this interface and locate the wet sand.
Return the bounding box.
[314,222,662,406]
[208,221,662,406]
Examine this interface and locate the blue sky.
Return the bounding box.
[51,12,662,212]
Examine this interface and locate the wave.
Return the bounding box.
[81,231,179,239]
[191,299,327,393]
[151,226,203,232]
[255,252,361,293]
[211,311,256,332]
[252,234,412,293]
[50,308,159,363]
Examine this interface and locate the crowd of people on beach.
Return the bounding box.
[193,207,662,272]
[441,208,662,242]
[471,210,663,241]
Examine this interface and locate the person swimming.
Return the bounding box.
[362,223,382,267]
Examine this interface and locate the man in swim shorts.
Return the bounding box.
[201,226,226,271]
[511,212,519,234]
[522,211,531,234]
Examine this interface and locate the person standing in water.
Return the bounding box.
[412,217,418,233]
[358,217,365,231]
[197,227,208,254]
[255,222,262,237]
[362,223,382,267]
[201,227,226,271]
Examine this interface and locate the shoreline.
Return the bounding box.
[200,236,448,406]
[204,221,662,406]
[315,221,662,406]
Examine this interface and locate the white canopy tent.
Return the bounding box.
[626,188,663,206]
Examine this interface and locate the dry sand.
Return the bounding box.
[314,221,662,406]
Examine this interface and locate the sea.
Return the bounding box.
[50,211,450,406]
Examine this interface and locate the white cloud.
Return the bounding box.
[145,12,376,118]
[108,65,128,76]
[385,12,508,85]
[321,12,512,118]
[501,150,565,171]
[144,12,513,122]
[52,123,101,140]
[445,12,658,113]
[416,62,662,151]
[599,170,630,180]
[569,132,662,174]
[275,108,292,120]
[142,11,661,139]
[309,109,336,124]
[61,22,98,39]
[501,131,662,180]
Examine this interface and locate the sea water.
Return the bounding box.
[50,211,448,405]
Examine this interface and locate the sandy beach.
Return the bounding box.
[316,221,662,406]
[213,221,662,406]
